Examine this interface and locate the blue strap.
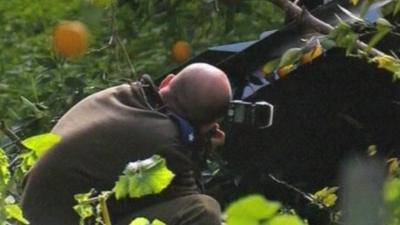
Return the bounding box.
[167,112,195,145]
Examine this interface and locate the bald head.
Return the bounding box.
[159,63,232,126]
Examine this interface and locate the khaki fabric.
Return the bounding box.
[21,82,219,225]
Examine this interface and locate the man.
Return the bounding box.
[21,63,232,225]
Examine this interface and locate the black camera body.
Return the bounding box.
[226,100,274,129]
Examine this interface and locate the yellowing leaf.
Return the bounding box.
[312,187,339,208]
[300,43,323,65]
[225,195,281,225]
[22,133,61,157]
[264,214,305,225]
[367,145,377,156]
[387,158,399,177]
[350,0,359,5]
[370,55,400,77]
[113,155,175,199]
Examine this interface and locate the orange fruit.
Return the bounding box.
[277,64,294,78]
[53,21,89,58]
[300,43,323,65]
[171,40,191,62]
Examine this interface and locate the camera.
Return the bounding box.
[226,100,274,129]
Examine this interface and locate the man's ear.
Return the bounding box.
[159,74,175,89]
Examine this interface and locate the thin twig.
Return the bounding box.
[0,121,24,150]
[109,1,137,80]
[268,174,315,202]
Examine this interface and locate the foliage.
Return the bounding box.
[73,155,174,225]
[0,1,400,225]
[129,217,166,225]
[0,132,59,225]
[224,194,305,225]
[311,187,339,208]
[0,0,283,139]
[113,155,175,199]
[18,133,61,175]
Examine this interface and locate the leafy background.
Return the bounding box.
[0,0,283,139]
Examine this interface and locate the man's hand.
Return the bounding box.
[198,123,225,151]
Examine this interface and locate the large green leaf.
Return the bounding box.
[22,133,61,157]
[130,217,150,225]
[264,214,305,225]
[113,155,175,199]
[225,195,281,225]
[18,133,62,173]
[384,178,400,203]
[5,204,30,225]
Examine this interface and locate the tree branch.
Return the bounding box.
[269,0,386,57]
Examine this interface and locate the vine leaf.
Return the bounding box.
[263,214,305,225]
[129,217,166,225]
[5,204,30,225]
[19,133,61,172]
[22,133,61,157]
[224,195,281,225]
[113,155,175,199]
[73,189,96,225]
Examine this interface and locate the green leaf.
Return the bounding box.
[384,178,400,203]
[225,195,281,225]
[366,18,392,52]
[22,133,61,157]
[264,214,305,225]
[0,148,10,191]
[114,174,130,199]
[129,217,165,225]
[5,204,30,225]
[152,219,166,225]
[113,155,175,199]
[395,0,400,15]
[329,20,358,55]
[279,48,302,67]
[129,217,150,225]
[73,189,96,225]
[262,58,280,75]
